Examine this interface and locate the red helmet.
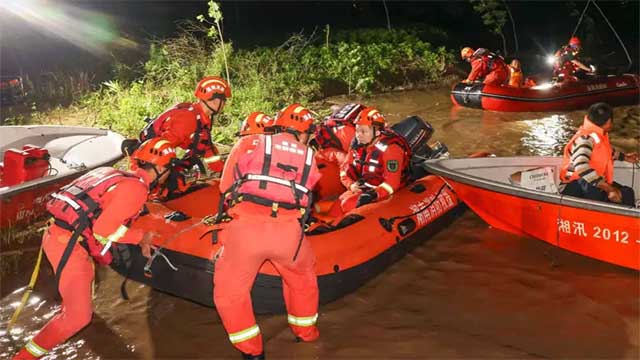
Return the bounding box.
[569,36,581,47]
[274,104,315,134]
[194,76,231,101]
[240,112,275,136]
[131,138,176,169]
[354,107,385,128]
[461,47,474,60]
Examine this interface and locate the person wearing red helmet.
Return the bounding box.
[213,103,321,360]
[238,111,275,137]
[553,36,594,82]
[123,76,231,175]
[331,107,411,216]
[12,138,175,360]
[460,46,509,86]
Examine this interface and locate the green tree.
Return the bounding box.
[197,1,230,86]
[470,0,508,55]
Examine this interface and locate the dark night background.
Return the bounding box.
[1,1,639,79]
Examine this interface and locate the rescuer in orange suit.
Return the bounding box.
[460,47,509,86]
[332,107,411,216]
[212,103,321,360]
[553,36,594,82]
[13,138,176,360]
[123,76,231,174]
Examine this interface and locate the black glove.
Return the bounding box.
[356,190,377,208]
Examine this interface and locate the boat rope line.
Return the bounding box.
[378,183,448,232]
[571,0,633,72]
[4,246,45,350]
[451,85,638,103]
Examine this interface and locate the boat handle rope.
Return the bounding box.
[379,183,449,232]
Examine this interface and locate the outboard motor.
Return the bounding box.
[391,115,447,179]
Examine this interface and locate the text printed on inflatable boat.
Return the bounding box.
[557,219,634,244]
[409,191,456,226]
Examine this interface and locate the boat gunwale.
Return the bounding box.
[424,157,640,218]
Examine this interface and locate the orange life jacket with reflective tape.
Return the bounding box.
[560,119,614,184]
[46,167,147,265]
[346,129,412,188]
[231,133,321,214]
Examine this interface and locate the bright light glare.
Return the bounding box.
[0,0,135,54]
[531,83,554,90]
[545,55,556,65]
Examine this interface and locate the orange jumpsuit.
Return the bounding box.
[152,102,224,173]
[336,139,407,215]
[214,134,320,357]
[14,169,151,360]
[467,57,509,86]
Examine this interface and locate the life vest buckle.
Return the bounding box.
[271,202,279,217]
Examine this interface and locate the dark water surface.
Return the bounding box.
[1,88,638,359]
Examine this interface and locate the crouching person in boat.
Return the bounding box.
[312,103,363,199]
[330,107,411,216]
[553,36,594,82]
[460,47,509,86]
[13,138,175,360]
[213,103,322,359]
[560,102,638,206]
[122,76,231,176]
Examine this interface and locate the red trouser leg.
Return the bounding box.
[15,230,94,359]
[337,191,360,215]
[213,218,266,356]
[269,231,320,341]
[213,214,320,355]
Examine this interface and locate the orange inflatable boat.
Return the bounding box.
[110,116,463,313]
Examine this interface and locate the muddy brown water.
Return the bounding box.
[1,88,638,359]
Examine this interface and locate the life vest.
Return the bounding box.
[346,129,412,188]
[508,66,523,87]
[140,102,215,157]
[230,133,321,216]
[472,48,506,74]
[560,118,614,184]
[46,167,147,266]
[314,103,362,151]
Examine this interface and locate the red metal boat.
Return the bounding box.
[424,157,640,270]
[451,74,640,112]
[0,126,124,229]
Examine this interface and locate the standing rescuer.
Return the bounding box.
[13,138,176,360]
[213,103,322,360]
[124,76,231,174]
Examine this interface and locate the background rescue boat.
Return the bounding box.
[424,157,640,270]
[110,174,464,314]
[451,74,640,112]
[0,126,125,229]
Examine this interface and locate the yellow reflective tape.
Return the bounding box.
[379,182,394,195]
[94,233,109,246]
[25,339,48,357]
[228,324,260,343]
[293,106,304,114]
[107,225,129,243]
[203,155,221,164]
[287,313,318,327]
[154,139,171,149]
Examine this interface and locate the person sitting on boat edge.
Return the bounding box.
[553,36,594,82]
[330,107,411,216]
[122,76,231,176]
[12,138,174,360]
[460,47,509,86]
[213,103,321,360]
[560,102,638,206]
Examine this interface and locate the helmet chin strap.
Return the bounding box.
[203,100,219,115]
[149,165,171,191]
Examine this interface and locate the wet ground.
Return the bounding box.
[1,87,638,359]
